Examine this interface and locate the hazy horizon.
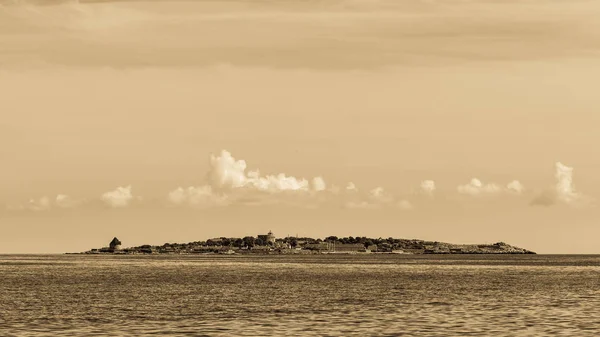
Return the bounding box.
[1,0,599,254]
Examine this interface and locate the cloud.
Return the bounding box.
[170,150,335,207]
[207,150,248,190]
[101,185,134,208]
[420,180,436,196]
[531,162,587,207]
[168,186,211,204]
[55,194,80,208]
[344,186,398,209]
[457,178,524,196]
[372,188,414,210]
[166,150,432,210]
[457,178,501,196]
[207,150,314,193]
[369,187,393,203]
[312,176,327,192]
[171,150,434,211]
[554,162,579,204]
[506,180,524,194]
[346,182,358,192]
[252,173,310,192]
[6,194,84,212]
[167,186,228,207]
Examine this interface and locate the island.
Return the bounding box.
[75,231,536,255]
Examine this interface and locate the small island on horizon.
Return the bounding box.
[73,231,536,255]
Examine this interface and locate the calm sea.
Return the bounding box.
[1,254,599,336]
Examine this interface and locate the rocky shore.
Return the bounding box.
[418,241,535,254]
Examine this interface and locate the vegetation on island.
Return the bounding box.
[80,234,536,255]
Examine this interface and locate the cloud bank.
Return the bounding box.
[4,151,592,212]
[170,150,421,210]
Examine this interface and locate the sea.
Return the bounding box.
[1,254,599,336]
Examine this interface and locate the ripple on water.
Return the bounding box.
[0,254,599,336]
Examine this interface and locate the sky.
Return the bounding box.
[1,0,599,253]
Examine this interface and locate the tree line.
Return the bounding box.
[153,236,430,250]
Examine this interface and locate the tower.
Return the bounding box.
[109,237,122,251]
[266,231,276,244]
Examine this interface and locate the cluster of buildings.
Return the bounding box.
[84,232,381,255]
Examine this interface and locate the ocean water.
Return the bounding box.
[1,255,599,336]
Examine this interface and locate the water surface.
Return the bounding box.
[1,254,599,336]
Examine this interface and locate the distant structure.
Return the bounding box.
[266,231,276,244]
[109,237,122,251]
[257,231,276,245]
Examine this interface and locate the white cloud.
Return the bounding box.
[252,173,310,192]
[55,194,81,208]
[555,162,579,204]
[457,178,524,197]
[369,187,393,203]
[457,178,502,196]
[506,180,524,194]
[55,194,69,205]
[101,185,134,208]
[207,150,316,193]
[420,180,436,196]
[346,182,358,192]
[532,162,586,207]
[208,150,249,190]
[312,176,327,192]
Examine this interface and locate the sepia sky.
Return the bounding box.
[1,0,599,253]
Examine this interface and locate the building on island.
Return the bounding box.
[109,237,122,251]
[257,231,276,245]
[95,237,123,253]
